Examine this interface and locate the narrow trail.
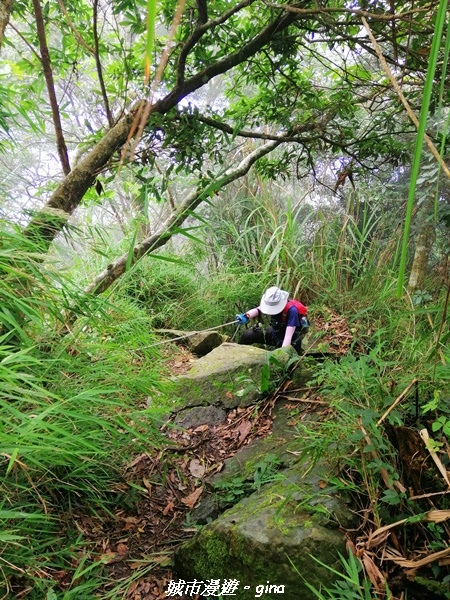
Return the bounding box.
[78,311,355,599]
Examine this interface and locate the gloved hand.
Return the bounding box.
[300,316,309,333]
[235,313,249,325]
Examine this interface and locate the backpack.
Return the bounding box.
[282,299,308,320]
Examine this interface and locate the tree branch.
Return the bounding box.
[93,0,113,128]
[8,22,42,61]
[83,139,281,296]
[173,111,316,142]
[265,2,432,23]
[56,0,95,54]
[176,0,256,85]
[196,0,208,25]
[23,4,301,248]
[362,16,450,180]
[32,0,71,175]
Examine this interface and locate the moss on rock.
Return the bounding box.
[175,460,352,600]
[172,343,301,409]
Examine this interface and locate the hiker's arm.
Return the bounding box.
[282,325,296,347]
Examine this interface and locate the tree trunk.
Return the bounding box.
[0,0,13,48]
[22,7,299,250]
[408,194,436,293]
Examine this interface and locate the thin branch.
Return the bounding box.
[32,0,71,175]
[265,2,432,22]
[56,0,94,54]
[93,0,113,127]
[7,22,41,60]
[174,111,316,142]
[420,428,450,488]
[154,160,176,210]
[376,378,419,426]
[362,16,450,180]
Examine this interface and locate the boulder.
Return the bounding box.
[174,405,227,429]
[175,459,352,600]
[190,400,319,524]
[154,329,225,356]
[172,343,310,409]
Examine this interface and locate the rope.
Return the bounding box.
[137,320,239,350]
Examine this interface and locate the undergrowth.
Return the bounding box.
[0,183,448,598]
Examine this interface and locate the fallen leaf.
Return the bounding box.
[127,453,151,469]
[237,420,252,444]
[143,477,152,494]
[181,486,203,508]
[225,391,233,399]
[189,458,205,478]
[163,500,175,515]
[117,543,128,555]
[193,424,208,433]
[123,516,140,524]
[346,539,357,555]
[362,553,386,592]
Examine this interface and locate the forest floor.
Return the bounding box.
[72,313,357,599]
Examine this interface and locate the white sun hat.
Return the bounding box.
[259,286,289,315]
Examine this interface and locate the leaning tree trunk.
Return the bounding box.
[22,6,299,250]
[57,141,282,336]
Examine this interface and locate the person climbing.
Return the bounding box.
[235,286,309,353]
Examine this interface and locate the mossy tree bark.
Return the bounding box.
[408,192,436,293]
[0,0,13,48]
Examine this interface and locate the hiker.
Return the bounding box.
[235,286,309,353]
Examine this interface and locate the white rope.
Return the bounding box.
[137,320,239,350]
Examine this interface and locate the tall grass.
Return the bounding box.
[0,226,170,596]
[200,188,401,317]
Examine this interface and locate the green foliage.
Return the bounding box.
[0,228,174,595]
[0,0,449,596]
[299,551,392,600]
[423,390,450,438]
[117,253,265,331]
[213,454,283,505]
[234,351,294,399]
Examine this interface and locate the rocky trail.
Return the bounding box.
[71,310,446,600]
[71,310,351,599]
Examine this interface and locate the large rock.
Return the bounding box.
[175,460,352,600]
[174,405,227,429]
[189,400,322,524]
[154,329,225,356]
[172,343,310,409]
